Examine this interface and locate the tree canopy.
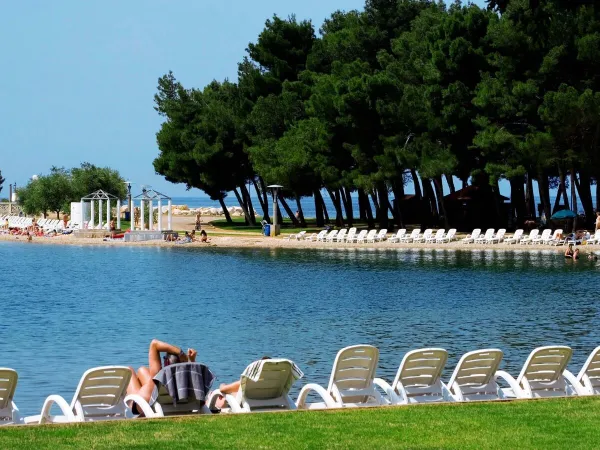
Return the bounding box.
[153,0,600,230]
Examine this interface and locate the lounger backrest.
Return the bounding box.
[539,229,552,239]
[327,230,338,238]
[71,366,131,418]
[329,345,379,404]
[365,230,377,239]
[337,229,347,238]
[396,229,406,238]
[377,229,387,238]
[528,229,539,239]
[410,229,421,238]
[552,230,562,239]
[446,229,456,240]
[517,346,572,397]
[577,346,600,395]
[446,349,503,399]
[483,229,495,238]
[495,229,506,239]
[355,230,367,239]
[513,229,523,239]
[470,229,481,239]
[240,359,301,410]
[316,230,328,239]
[422,229,433,239]
[393,349,447,401]
[346,228,356,239]
[0,368,18,412]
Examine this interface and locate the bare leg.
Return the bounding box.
[127,367,142,396]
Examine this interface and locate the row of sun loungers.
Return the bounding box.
[0,215,77,233]
[3,344,599,425]
[287,227,600,246]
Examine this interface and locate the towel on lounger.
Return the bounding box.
[241,359,304,395]
[153,363,215,405]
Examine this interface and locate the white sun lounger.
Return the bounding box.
[25,366,132,424]
[317,230,333,242]
[207,359,303,413]
[361,230,377,243]
[388,229,406,243]
[575,347,600,395]
[427,230,445,243]
[344,228,357,242]
[444,349,519,402]
[461,229,481,244]
[585,231,600,245]
[438,229,456,243]
[297,345,385,409]
[286,231,306,241]
[531,229,552,245]
[368,229,387,243]
[334,229,347,242]
[325,230,339,242]
[0,369,22,425]
[519,229,539,245]
[350,230,368,243]
[308,230,328,242]
[546,229,563,246]
[504,229,523,245]
[501,346,585,399]
[475,229,495,244]
[413,229,432,244]
[488,229,505,244]
[374,348,451,404]
[401,229,421,243]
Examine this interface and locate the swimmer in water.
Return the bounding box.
[565,244,580,260]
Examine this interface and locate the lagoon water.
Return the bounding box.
[2,241,600,415]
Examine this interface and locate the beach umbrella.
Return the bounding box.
[551,210,577,220]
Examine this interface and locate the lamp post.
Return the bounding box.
[124,181,132,227]
[267,185,283,237]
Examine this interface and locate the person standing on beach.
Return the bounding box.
[195,212,202,231]
[595,212,600,231]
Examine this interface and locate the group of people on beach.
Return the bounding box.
[126,339,247,414]
[1,215,71,240]
[164,229,209,243]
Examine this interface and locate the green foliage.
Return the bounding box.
[0,169,4,194]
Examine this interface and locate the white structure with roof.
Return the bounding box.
[79,190,121,230]
[131,188,172,231]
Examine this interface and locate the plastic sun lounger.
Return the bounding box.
[297,345,385,410]
[325,230,339,242]
[427,230,445,244]
[25,366,132,424]
[374,349,451,405]
[308,230,328,242]
[488,229,506,244]
[388,229,406,243]
[546,229,563,246]
[462,229,481,244]
[531,229,552,245]
[438,229,456,243]
[369,229,387,243]
[500,346,586,399]
[575,346,600,395]
[361,230,377,243]
[207,359,302,413]
[475,229,495,244]
[344,228,357,243]
[335,229,348,243]
[504,229,523,245]
[584,231,600,245]
[0,368,22,425]
[444,349,519,402]
[519,229,539,245]
[401,229,421,243]
[316,230,331,242]
[350,230,368,243]
[413,229,432,244]
[286,231,306,241]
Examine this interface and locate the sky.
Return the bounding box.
[0,0,487,198]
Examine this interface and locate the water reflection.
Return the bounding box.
[0,242,599,415]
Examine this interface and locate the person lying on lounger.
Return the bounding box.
[126,339,197,415]
[211,356,271,410]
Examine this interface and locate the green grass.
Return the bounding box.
[1,398,598,449]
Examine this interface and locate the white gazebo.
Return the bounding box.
[79,190,121,230]
[131,188,172,231]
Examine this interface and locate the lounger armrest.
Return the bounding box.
[563,370,587,396]
[296,383,338,409]
[495,371,523,398]
[11,401,22,424]
[206,389,223,410]
[38,395,76,424]
[206,389,243,413]
[124,394,156,418]
[373,378,399,405]
[440,382,455,402]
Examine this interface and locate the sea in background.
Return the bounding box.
[172,191,595,219]
[2,242,599,416]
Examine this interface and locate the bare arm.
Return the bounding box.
[219,380,241,395]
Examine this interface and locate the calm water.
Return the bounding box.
[1,242,599,415]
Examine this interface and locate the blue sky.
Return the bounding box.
[0,0,487,198]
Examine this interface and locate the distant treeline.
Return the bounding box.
[153,0,600,230]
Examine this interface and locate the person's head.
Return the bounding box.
[200,230,207,237]
[164,353,181,366]
[185,231,190,237]
[261,356,271,360]
[191,230,195,236]
[569,244,573,249]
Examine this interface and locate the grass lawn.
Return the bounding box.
[1,397,598,449]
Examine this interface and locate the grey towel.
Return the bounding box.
[153,363,215,406]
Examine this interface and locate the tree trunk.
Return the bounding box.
[314,190,324,227]
[462,178,468,190]
[570,168,578,214]
[421,177,438,226]
[410,169,422,199]
[295,194,306,227]
[218,198,233,223]
[376,183,389,229]
[574,171,594,225]
[233,188,253,224]
[252,178,270,223]
[537,172,552,223]
[525,173,536,218]
[359,189,374,227]
[445,174,456,194]
[391,180,404,228]
[327,188,345,227]
[279,196,298,225]
[433,176,449,229]
[370,192,380,212]
[341,187,353,226]
[240,183,257,225]
[558,168,570,210]
[510,176,527,227]
[358,189,367,222]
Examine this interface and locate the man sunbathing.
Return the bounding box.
[127,339,197,413]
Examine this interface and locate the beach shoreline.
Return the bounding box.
[0,232,593,254]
